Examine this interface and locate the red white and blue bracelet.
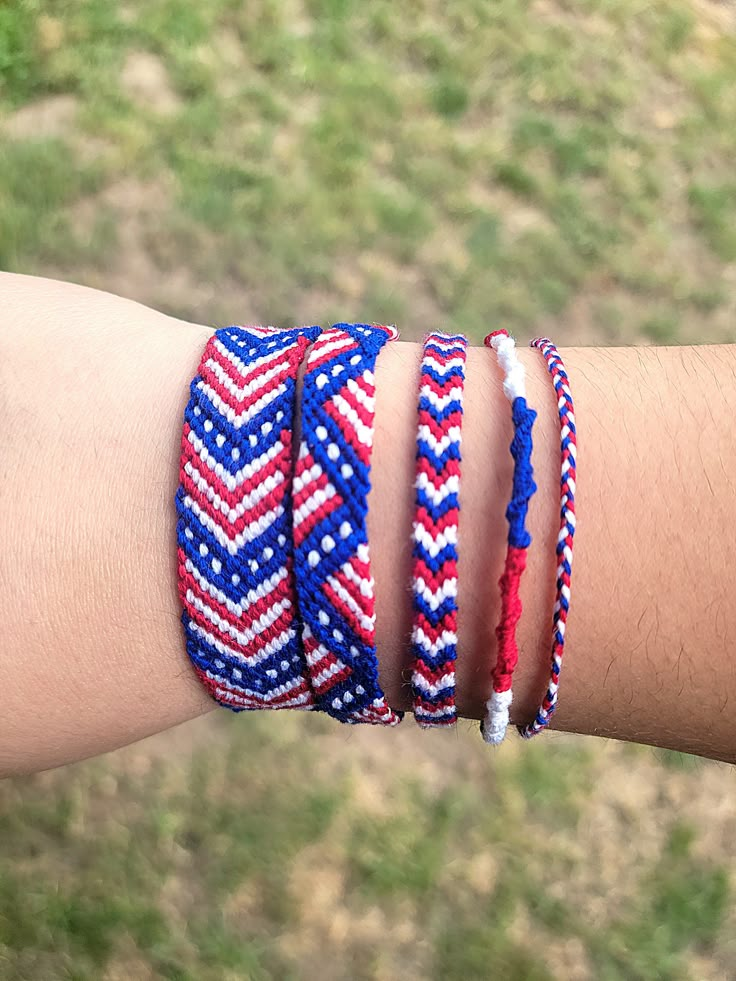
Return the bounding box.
[292,323,403,726]
[410,331,467,727]
[482,329,537,745]
[176,324,575,739]
[176,325,320,710]
[520,337,577,738]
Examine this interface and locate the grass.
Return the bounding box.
[2,1,736,978]
[1,0,735,338]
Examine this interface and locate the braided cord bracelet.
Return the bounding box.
[410,331,467,727]
[482,329,537,745]
[176,325,320,711]
[293,323,403,725]
[520,337,577,738]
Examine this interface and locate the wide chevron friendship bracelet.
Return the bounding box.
[410,331,467,728]
[481,329,537,745]
[176,324,320,711]
[520,337,577,738]
[293,323,403,726]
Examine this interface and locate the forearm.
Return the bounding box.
[373,340,736,763]
[2,274,735,774]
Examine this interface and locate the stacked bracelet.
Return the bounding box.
[176,323,575,740]
[293,323,402,726]
[176,325,319,711]
[410,331,467,727]
[520,337,577,738]
[482,329,537,745]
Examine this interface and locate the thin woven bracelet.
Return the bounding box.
[293,322,402,726]
[410,331,467,728]
[520,337,577,738]
[176,324,320,711]
[481,329,537,745]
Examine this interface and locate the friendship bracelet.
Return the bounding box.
[293,323,403,726]
[176,325,320,711]
[481,329,537,745]
[410,331,467,727]
[520,337,577,738]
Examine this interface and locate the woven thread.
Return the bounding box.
[410,331,467,727]
[520,337,577,738]
[176,325,319,710]
[482,330,537,744]
[293,323,402,725]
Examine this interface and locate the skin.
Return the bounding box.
[1,272,735,776]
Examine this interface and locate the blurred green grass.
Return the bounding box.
[2,0,736,340]
[2,1,736,978]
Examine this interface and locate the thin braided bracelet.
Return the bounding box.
[176,324,320,711]
[410,331,467,728]
[520,337,577,738]
[482,329,537,745]
[293,322,402,725]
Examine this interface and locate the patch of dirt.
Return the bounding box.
[693,0,736,37]
[469,181,555,240]
[121,51,182,116]
[3,93,78,140]
[65,178,248,321]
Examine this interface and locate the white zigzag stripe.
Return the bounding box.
[412,670,455,696]
[412,576,458,610]
[425,353,466,370]
[312,657,349,691]
[189,618,293,666]
[203,668,309,705]
[303,630,350,688]
[292,457,322,496]
[208,343,291,399]
[346,375,376,413]
[416,424,462,457]
[187,430,286,493]
[415,471,460,505]
[419,383,464,412]
[185,560,289,618]
[293,483,337,531]
[184,460,285,521]
[197,379,287,429]
[325,574,374,632]
[187,590,292,648]
[340,554,373,598]
[413,522,458,557]
[183,494,283,554]
[426,333,464,348]
[415,704,456,719]
[413,626,456,655]
[213,337,291,377]
[312,333,356,362]
[330,393,373,448]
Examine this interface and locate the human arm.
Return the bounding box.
[1,272,735,774]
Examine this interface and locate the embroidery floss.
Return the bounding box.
[293,323,403,725]
[520,337,577,738]
[411,331,467,727]
[482,329,537,744]
[176,325,320,710]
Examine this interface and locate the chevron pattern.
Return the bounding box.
[410,332,467,727]
[293,323,402,725]
[176,325,320,711]
[520,337,577,738]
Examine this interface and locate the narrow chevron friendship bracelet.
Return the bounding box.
[293,323,403,726]
[520,337,577,738]
[481,329,537,745]
[176,325,320,711]
[410,331,467,728]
